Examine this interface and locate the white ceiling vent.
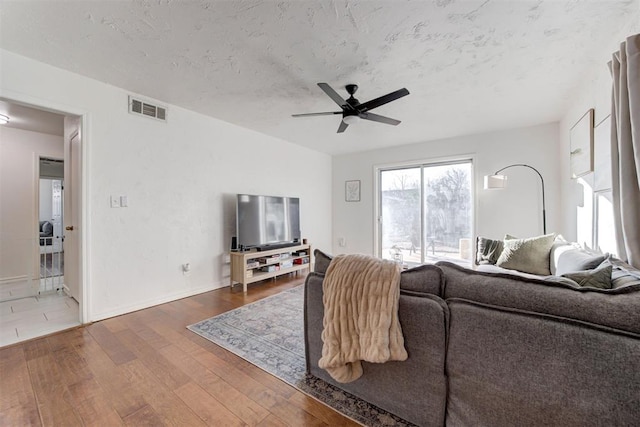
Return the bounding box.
[128,96,167,122]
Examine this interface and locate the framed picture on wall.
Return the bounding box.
[570,109,594,178]
[345,180,361,202]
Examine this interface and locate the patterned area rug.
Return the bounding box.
[187,286,414,427]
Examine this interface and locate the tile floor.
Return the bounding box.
[0,292,80,347]
[0,278,38,301]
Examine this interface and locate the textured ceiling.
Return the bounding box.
[0,0,636,155]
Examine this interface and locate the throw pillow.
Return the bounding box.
[476,237,504,265]
[496,233,555,275]
[549,240,578,275]
[600,257,640,289]
[561,263,613,289]
[313,249,333,274]
[555,250,608,276]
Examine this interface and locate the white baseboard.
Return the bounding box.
[0,275,29,284]
[90,281,228,322]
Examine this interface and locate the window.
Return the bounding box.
[377,159,473,266]
[594,190,616,255]
[576,178,618,255]
[587,115,618,255]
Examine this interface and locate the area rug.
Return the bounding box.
[187,285,415,427]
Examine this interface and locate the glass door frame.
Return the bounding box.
[373,155,476,265]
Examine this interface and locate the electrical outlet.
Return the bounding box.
[120,195,128,207]
[110,196,120,208]
[339,237,346,247]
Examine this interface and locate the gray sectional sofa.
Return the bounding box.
[304,250,640,426]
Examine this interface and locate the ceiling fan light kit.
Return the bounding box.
[342,115,359,125]
[292,82,410,133]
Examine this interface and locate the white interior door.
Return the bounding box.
[63,131,81,301]
[51,180,63,252]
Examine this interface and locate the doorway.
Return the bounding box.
[0,98,83,346]
[38,157,65,294]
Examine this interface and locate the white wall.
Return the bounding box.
[0,49,332,321]
[559,19,640,244]
[332,123,560,256]
[0,127,63,280]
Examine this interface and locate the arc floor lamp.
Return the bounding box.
[484,164,546,235]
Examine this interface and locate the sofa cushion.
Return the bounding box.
[399,264,444,296]
[555,249,608,276]
[496,234,555,275]
[438,261,640,335]
[476,263,546,280]
[314,249,443,296]
[561,263,613,289]
[313,249,332,274]
[475,237,503,265]
[445,299,640,426]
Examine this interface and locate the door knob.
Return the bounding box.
[65,226,74,231]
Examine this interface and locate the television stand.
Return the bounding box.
[230,243,311,293]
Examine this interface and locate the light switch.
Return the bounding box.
[110,196,120,208]
[120,195,128,207]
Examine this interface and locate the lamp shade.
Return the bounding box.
[484,174,507,189]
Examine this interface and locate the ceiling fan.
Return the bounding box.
[292,83,410,133]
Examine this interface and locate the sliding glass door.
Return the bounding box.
[379,160,473,266]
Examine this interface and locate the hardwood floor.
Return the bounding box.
[0,275,359,426]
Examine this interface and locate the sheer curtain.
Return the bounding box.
[609,33,640,268]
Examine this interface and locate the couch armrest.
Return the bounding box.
[303,272,448,426]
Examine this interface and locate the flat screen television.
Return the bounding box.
[236,194,301,250]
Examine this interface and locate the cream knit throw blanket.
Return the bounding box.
[318,254,407,383]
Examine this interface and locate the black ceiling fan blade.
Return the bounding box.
[317,83,352,110]
[357,88,410,113]
[337,120,349,133]
[292,111,342,117]
[359,112,401,126]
